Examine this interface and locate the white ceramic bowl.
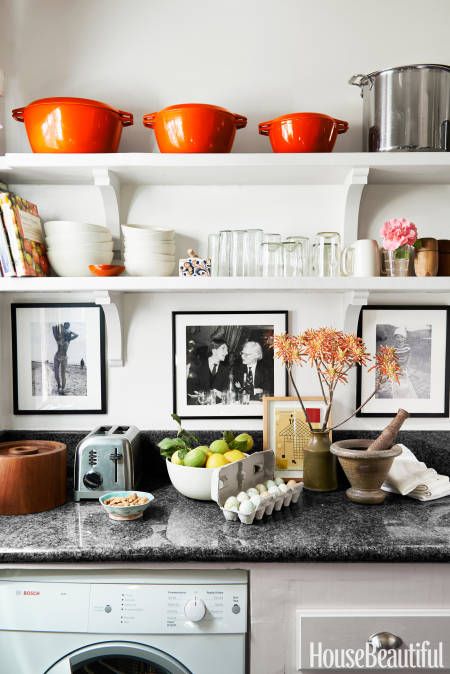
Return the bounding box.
[121,224,175,241]
[124,241,176,256]
[124,258,175,276]
[48,249,114,277]
[45,231,112,246]
[44,220,110,236]
[166,459,216,500]
[48,242,114,253]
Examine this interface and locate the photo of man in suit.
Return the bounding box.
[187,337,230,403]
[234,340,273,400]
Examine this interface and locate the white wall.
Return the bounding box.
[1,0,450,432]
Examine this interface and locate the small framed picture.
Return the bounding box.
[172,310,288,419]
[12,303,106,414]
[357,305,450,417]
[263,396,328,478]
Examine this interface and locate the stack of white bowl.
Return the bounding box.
[44,221,113,277]
[122,224,175,276]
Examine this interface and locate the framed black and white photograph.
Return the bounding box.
[357,305,449,418]
[12,303,106,414]
[172,311,288,419]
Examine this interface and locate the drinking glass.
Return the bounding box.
[310,231,341,277]
[208,233,220,276]
[244,228,263,276]
[231,229,246,276]
[283,237,309,276]
[261,233,283,276]
[218,230,233,276]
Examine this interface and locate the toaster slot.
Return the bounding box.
[93,426,113,435]
[114,426,130,434]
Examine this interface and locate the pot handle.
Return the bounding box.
[349,74,373,97]
[143,113,157,129]
[118,110,133,127]
[334,118,349,134]
[12,107,25,122]
[233,113,247,130]
[258,121,272,136]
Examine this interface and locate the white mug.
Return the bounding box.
[341,239,380,277]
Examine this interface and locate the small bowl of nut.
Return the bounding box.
[99,491,154,521]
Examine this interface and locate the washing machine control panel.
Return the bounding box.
[0,581,247,635]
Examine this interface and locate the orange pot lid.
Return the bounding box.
[157,102,235,115]
[25,97,120,113]
[271,112,338,123]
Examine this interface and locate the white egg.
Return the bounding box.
[250,494,261,508]
[278,483,289,494]
[265,480,276,489]
[237,491,250,502]
[247,487,259,497]
[274,477,285,486]
[255,483,267,493]
[239,499,256,514]
[224,496,239,510]
[259,491,270,503]
[287,479,298,490]
[268,485,281,497]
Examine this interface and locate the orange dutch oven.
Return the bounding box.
[258,112,349,152]
[12,97,133,153]
[143,103,247,153]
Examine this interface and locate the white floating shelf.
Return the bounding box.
[1,276,449,294]
[2,152,450,186]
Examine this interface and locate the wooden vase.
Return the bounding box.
[414,238,438,277]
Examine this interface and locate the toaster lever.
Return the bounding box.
[110,448,123,484]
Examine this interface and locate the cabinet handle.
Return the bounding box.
[368,631,403,651]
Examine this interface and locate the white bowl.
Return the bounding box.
[124,250,175,262]
[48,249,114,277]
[166,459,216,500]
[124,241,176,256]
[44,220,110,236]
[48,242,114,253]
[125,258,175,276]
[46,231,112,246]
[121,224,175,241]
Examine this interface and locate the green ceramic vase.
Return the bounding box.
[303,430,337,492]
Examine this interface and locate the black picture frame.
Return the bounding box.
[172,310,288,420]
[12,302,107,415]
[356,305,450,418]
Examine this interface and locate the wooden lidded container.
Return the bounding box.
[438,239,450,276]
[0,440,66,515]
[414,238,438,277]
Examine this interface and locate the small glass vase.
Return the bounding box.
[381,245,414,277]
[303,430,337,492]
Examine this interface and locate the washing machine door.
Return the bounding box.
[45,641,192,674]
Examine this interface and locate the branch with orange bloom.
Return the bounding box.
[273,328,401,432]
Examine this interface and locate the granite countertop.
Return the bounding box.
[1,485,450,564]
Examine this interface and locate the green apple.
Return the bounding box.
[234,433,254,451]
[184,447,207,468]
[209,439,229,454]
[171,450,184,465]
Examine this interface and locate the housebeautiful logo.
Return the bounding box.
[309,641,444,669]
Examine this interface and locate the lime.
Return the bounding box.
[206,453,228,469]
[184,447,207,468]
[209,439,229,454]
[234,433,254,451]
[171,450,184,465]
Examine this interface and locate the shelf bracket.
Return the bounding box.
[93,290,124,367]
[92,168,121,252]
[343,290,370,334]
[343,167,370,246]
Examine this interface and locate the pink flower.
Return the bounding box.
[380,218,418,251]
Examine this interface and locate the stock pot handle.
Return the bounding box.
[258,121,272,136]
[12,107,25,122]
[143,113,157,129]
[349,74,373,96]
[233,113,247,129]
[335,118,349,134]
[118,110,134,127]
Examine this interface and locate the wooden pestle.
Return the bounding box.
[366,409,409,452]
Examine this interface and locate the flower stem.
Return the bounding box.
[288,368,314,433]
[326,388,378,432]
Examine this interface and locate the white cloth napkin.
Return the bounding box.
[382,444,450,501]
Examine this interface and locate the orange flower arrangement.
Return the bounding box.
[274,328,401,432]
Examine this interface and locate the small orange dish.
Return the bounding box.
[89,264,125,277]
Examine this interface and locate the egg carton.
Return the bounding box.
[210,450,303,525]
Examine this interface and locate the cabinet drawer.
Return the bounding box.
[297,610,450,671]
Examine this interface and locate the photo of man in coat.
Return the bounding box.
[233,340,273,400]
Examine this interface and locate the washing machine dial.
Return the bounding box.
[184,597,206,622]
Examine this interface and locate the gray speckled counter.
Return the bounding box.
[1,485,449,564]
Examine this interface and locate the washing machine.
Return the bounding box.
[0,569,248,674]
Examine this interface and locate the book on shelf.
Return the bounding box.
[0,192,49,277]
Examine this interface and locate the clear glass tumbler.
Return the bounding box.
[261,233,283,276]
[310,231,341,277]
[243,228,263,276]
[231,229,247,276]
[218,229,233,276]
[208,233,220,276]
[283,237,309,276]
